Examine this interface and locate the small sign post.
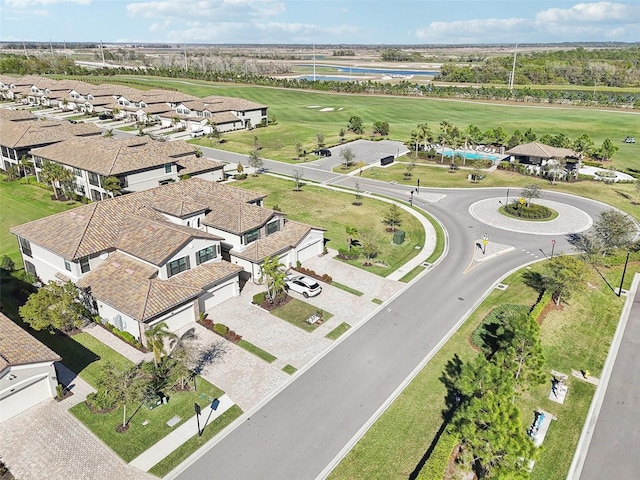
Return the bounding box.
[482,233,488,255]
[551,239,556,259]
[194,403,202,436]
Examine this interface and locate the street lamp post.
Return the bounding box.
[551,239,556,259]
[417,178,420,194]
[409,190,414,206]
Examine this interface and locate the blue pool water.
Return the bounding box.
[440,149,506,162]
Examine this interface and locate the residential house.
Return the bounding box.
[0,313,61,423]
[0,118,102,173]
[29,136,225,201]
[11,178,325,343]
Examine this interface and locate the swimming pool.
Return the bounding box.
[440,149,506,162]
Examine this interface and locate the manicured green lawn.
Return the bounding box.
[88,75,636,175]
[237,339,277,363]
[0,177,80,264]
[325,322,351,340]
[282,364,298,375]
[232,175,426,275]
[270,297,333,332]
[328,261,638,480]
[70,376,224,462]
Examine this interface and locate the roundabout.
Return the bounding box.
[469,197,593,235]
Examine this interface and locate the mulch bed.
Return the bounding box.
[537,301,565,325]
[115,424,130,433]
[55,390,74,402]
[258,294,292,311]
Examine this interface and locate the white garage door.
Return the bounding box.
[297,241,321,263]
[163,310,194,333]
[0,377,51,423]
[200,283,236,311]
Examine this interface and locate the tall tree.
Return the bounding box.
[248,147,263,174]
[521,184,541,207]
[292,168,304,191]
[340,146,356,168]
[145,322,177,366]
[544,158,566,184]
[372,120,389,136]
[345,225,359,251]
[260,255,287,303]
[19,281,88,333]
[593,209,637,254]
[41,161,73,199]
[382,204,403,232]
[540,254,589,305]
[347,115,364,134]
[315,133,326,150]
[99,362,147,429]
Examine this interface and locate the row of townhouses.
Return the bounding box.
[0,111,225,201]
[10,177,325,345]
[0,74,268,133]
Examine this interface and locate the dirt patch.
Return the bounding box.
[537,300,565,325]
[115,423,130,433]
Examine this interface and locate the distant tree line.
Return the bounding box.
[436,46,640,88]
[1,52,638,109]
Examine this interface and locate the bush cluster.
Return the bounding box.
[471,304,531,353]
[100,321,143,349]
[529,291,553,323]
[293,266,333,284]
[504,203,553,219]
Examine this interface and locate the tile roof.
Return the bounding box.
[0,109,37,122]
[11,178,265,261]
[115,215,222,266]
[0,313,61,371]
[203,199,275,234]
[505,142,576,159]
[0,118,101,149]
[30,136,203,176]
[231,220,320,263]
[76,251,241,322]
[175,156,225,176]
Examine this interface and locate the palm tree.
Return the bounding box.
[103,129,115,138]
[260,255,287,303]
[41,161,73,200]
[145,322,177,366]
[19,154,32,179]
[102,176,122,197]
[346,225,359,251]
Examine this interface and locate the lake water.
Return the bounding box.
[297,64,437,76]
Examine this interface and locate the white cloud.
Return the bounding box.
[415,18,527,41]
[126,0,285,21]
[536,2,640,24]
[5,0,90,6]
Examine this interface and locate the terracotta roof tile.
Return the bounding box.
[203,200,275,234]
[0,118,101,149]
[232,220,316,263]
[0,313,61,371]
[505,142,576,159]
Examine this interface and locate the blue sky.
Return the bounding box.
[1,0,639,44]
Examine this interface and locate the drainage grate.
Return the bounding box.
[496,283,508,290]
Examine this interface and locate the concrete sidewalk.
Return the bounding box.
[83,323,153,364]
[129,394,234,472]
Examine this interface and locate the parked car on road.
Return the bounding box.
[284,275,322,298]
[99,113,113,120]
[191,129,205,138]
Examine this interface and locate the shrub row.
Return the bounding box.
[417,429,459,480]
[293,266,333,284]
[211,322,242,343]
[505,203,553,219]
[100,320,143,349]
[529,291,553,323]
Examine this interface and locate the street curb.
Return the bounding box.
[565,273,639,480]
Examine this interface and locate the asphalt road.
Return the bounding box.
[172,148,612,480]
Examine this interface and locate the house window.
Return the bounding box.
[64,259,71,271]
[34,157,42,168]
[164,164,172,174]
[73,167,82,176]
[24,261,37,277]
[167,256,190,277]
[80,257,91,273]
[244,229,259,244]
[88,172,100,187]
[261,108,267,116]
[19,237,32,257]
[196,246,216,265]
[266,220,279,236]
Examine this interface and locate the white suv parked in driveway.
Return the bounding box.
[190,129,205,138]
[284,275,322,298]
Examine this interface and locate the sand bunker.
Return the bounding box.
[306,105,320,108]
[319,107,335,112]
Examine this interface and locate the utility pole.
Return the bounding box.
[49,40,54,56]
[183,44,188,71]
[509,43,518,90]
[100,41,106,65]
[313,43,316,82]
[22,40,27,57]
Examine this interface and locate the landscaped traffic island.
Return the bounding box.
[499,201,559,221]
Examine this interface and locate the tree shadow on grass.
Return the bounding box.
[408,355,464,480]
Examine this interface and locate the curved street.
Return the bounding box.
[169,147,614,480]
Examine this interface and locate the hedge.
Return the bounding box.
[417,429,459,480]
[529,291,553,323]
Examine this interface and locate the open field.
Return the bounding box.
[328,260,639,480]
[85,75,639,173]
